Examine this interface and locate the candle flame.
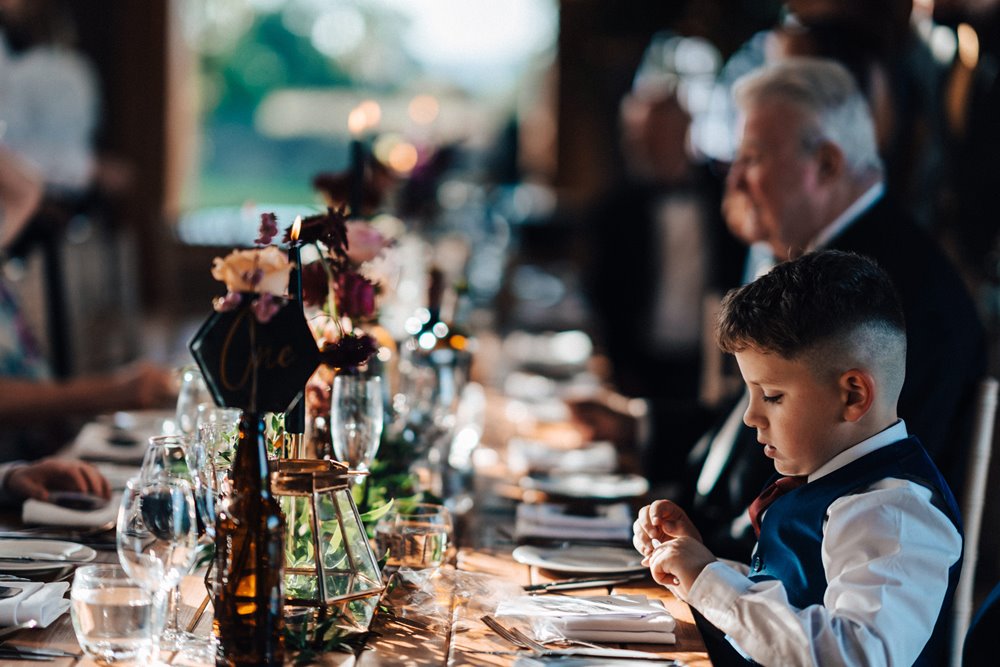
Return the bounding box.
[291,215,302,242]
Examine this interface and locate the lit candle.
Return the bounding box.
[285,215,305,440]
[348,106,367,218]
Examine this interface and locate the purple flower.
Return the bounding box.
[213,291,243,313]
[256,212,279,246]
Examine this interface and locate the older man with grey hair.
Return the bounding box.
[676,57,984,569]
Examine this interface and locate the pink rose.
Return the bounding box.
[345,221,388,263]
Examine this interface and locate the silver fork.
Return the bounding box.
[480,614,681,663]
[481,614,532,651]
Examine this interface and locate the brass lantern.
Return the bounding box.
[271,459,384,632]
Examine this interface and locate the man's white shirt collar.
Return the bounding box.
[808,181,885,252]
[808,419,908,482]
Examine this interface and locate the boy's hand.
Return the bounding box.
[633,499,703,564]
[647,536,716,597]
[6,459,111,503]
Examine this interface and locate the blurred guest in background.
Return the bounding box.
[933,0,1000,290]
[575,34,745,468]
[0,0,98,194]
[0,149,175,463]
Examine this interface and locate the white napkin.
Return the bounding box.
[515,502,633,542]
[0,581,70,628]
[496,594,676,645]
[66,422,147,464]
[508,439,617,475]
[22,492,121,528]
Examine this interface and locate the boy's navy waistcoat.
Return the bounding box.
[750,437,963,666]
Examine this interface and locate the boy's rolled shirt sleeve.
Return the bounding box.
[684,479,962,666]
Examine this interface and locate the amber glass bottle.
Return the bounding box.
[213,412,285,666]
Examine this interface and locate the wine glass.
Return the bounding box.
[331,372,384,472]
[196,404,241,495]
[175,365,211,436]
[116,476,199,663]
[139,435,215,653]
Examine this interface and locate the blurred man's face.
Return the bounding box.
[619,91,691,184]
[725,99,829,259]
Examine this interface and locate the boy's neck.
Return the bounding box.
[811,416,904,479]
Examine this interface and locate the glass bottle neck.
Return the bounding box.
[233,412,272,495]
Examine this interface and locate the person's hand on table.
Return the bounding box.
[6,458,111,503]
[565,388,646,444]
[109,362,178,410]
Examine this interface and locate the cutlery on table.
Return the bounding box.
[524,572,648,593]
[0,644,81,658]
[0,620,38,640]
[0,649,54,661]
[0,554,91,563]
[481,615,676,662]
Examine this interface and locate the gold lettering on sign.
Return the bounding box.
[218,309,298,393]
[220,308,252,391]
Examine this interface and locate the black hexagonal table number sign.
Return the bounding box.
[189,298,321,413]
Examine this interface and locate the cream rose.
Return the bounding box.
[211,245,292,296]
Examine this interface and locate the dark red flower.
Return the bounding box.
[320,333,377,370]
[300,261,330,307]
[335,272,377,319]
[283,206,350,260]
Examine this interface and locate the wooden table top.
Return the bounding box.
[0,542,709,666]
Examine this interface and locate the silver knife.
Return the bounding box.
[524,572,647,593]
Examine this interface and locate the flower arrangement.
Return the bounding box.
[281,206,389,370]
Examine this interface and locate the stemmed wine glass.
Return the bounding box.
[116,476,199,664]
[331,372,384,473]
[139,435,215,654]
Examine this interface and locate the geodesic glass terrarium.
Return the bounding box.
[271,459,384,631]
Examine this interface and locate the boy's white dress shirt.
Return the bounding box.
[683,420,963,666]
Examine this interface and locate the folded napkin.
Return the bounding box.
[67,411,172,464]
[23,492,121,528]
[0,581,70,628]
[515,502,632,542]
[67,423,147,464]
[496,594,676,645]
[508,439,617,475]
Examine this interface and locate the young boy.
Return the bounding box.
[634,250,963,666]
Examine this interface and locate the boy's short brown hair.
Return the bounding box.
[717,250,905,360]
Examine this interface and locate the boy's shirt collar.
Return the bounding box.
[808,419,908,483]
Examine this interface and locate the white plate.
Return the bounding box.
[520,473,649,500]
[0,539,97,572]
[512,545,646,574]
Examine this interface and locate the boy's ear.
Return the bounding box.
[839,369,875,422]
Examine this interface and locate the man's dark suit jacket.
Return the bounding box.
[670,195,986,561]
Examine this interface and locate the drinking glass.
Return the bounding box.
[196,404,241,494]
[116,477,199,661]
[71,564,154,664]
[175,365,211,436]
[139,435,215,653]
[331,372,384,472]
[374,503,453,569]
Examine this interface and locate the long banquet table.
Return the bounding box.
[0,515,711,666]
[0,385,712,665]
